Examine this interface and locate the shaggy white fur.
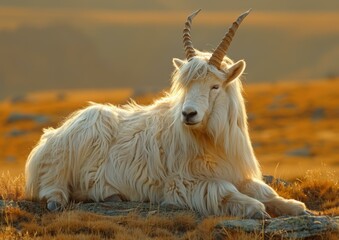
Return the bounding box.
[25,51,306,218]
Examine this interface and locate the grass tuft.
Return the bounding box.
[274,169,339,215]
[0,172,25,201]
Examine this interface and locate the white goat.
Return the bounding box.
[25,10,307,218]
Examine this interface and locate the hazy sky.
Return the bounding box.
[1,0,338,11]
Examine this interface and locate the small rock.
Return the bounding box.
[265,215,338,239]
[268,103,278,110]
[251,142,261,149]
[247,113,256,122]
[286,146,312,157]
[283,103,296,109]
[56,92,67,101]
[6,113,48,124]
[5,156,16,163]
[268,94,289,110]
[311,108,325,121]
[215,215,339,239]
[263,175,274,184]
[268,103,295,110]
[10,95,26,103]
[7,129,27,137]
[33,115,49,124]
[215,219,261,233]
[263,175,290,187]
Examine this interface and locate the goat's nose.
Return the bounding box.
[182,110,197,119]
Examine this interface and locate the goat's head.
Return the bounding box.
[172,9,250,128]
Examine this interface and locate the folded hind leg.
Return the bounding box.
[34,152,71,211]
[238,178,306,217]
[39,168,69,211]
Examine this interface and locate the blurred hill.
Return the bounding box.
[0,1,338,99]
[0,25,114,97]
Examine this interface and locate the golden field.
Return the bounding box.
[1,79,338,179]
[0,79,338,239]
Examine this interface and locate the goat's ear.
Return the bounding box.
[173,58,185,70]
[225,60,246,84]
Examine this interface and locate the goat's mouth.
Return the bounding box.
[184,121,200,126]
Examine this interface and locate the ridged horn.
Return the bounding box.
[183,9,201,61]
[209,9,251,69]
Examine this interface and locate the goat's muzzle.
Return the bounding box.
[182,108,199,125]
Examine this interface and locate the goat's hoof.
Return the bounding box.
[300,210,315,216]
[104,194,123,202]
[47,201,63,212]
[251,211,271,219]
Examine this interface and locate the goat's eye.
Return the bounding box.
[211,85,220,90]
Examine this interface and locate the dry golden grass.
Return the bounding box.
[275,170,339,216]
[0,172,25,201]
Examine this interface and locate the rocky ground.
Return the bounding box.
[1,199,338,239]
[1,175,338,239]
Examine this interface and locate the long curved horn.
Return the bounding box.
[183,9,201,61]
[209,9,251,69]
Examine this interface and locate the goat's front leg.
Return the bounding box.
[163,177,270,219]
[238,178,306,217]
